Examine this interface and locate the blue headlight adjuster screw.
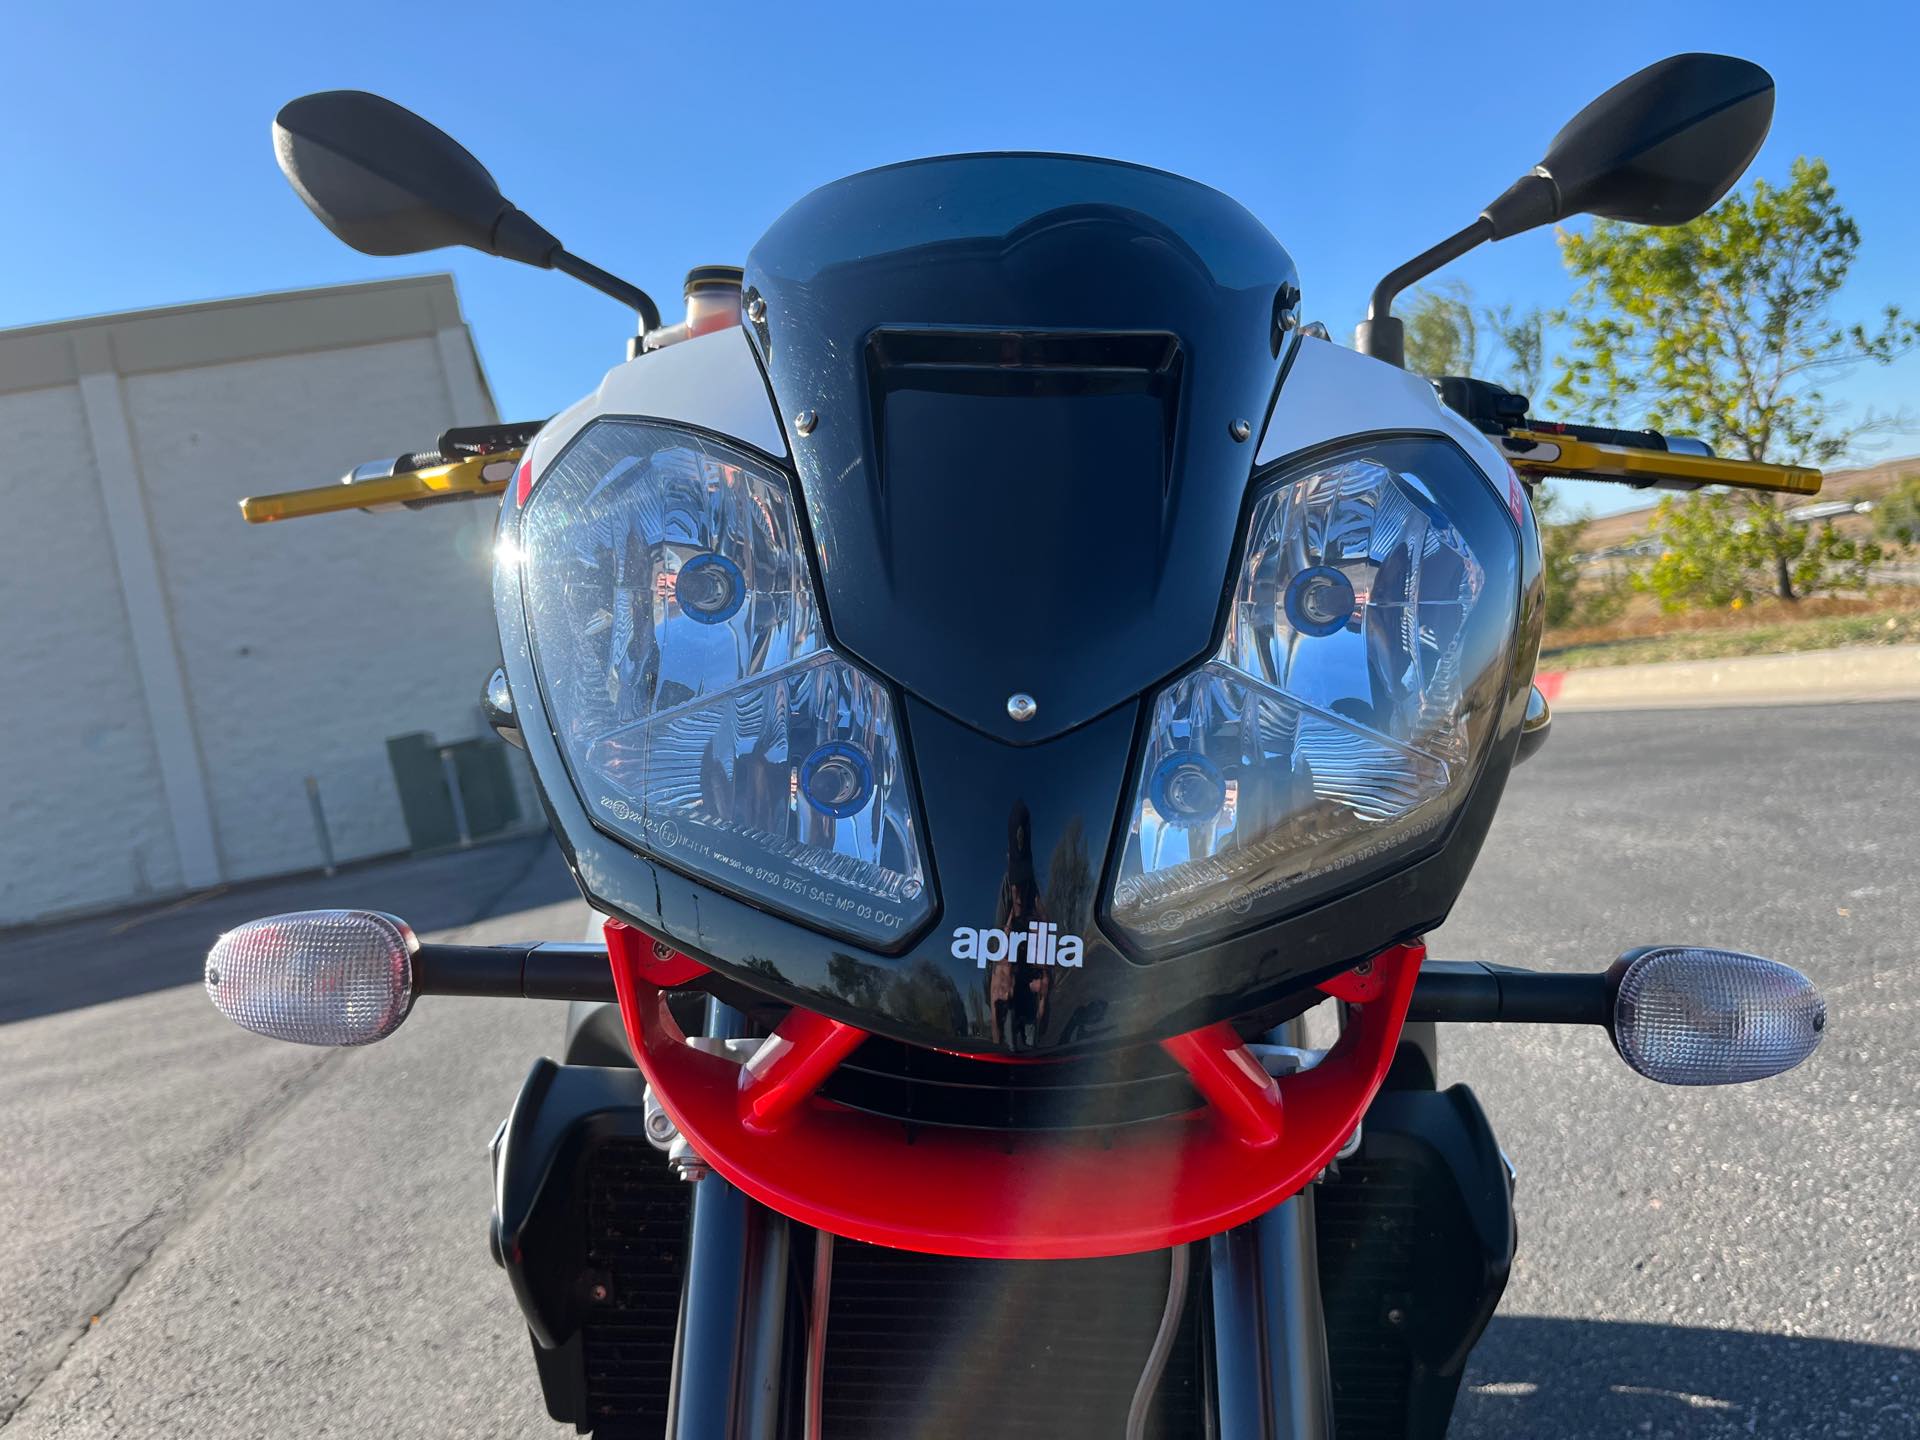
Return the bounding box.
[1150,751,1226,827]
[800,741,875,818]
[1284,564,1356,637]
[676,552,745,625]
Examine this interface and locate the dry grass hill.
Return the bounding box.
[1573,453,1919,549]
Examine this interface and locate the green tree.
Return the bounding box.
[1872,474,1920,546]
[1638,493,1878,611]
[1402,281,1547,401]
[1486,301,1546,402]
[1532,487,1587,629]
[1403,280,1478,379]
[1554,158,1915,601]
[1532,487,1629,630]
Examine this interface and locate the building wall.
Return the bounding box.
[0,385,183,917]
[0,276,535,925]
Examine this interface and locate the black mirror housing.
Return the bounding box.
[1360,53,1774,366]
[273,91,561,265]
[1482,54,1773,239]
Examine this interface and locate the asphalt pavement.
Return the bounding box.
[1,701,1914,1438]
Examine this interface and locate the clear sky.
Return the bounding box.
[6,0,1917,516]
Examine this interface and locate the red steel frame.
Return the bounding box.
[606,919,1423,1259]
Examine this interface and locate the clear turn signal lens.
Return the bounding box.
[205,910,415,1046]
[1611,946,1825,1085]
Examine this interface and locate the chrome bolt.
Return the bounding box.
[645,1109,677,1144]
[1230,418,1252,443]
[1006,693,1038,723]
[745,296,767,323]
[793,409,818,436]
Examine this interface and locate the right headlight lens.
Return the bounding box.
[516,420,933,948]
[1110,438,1520,953]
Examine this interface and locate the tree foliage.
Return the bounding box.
[1637,493,1878,611]
[1402,281,1546,400]
[1872,474,1920,547]
[1554,158,1916,601]
[1532,487,1628,630]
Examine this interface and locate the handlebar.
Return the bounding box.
[238,419,547,523]
[1430,376,1820,496]
[1498,428,1820,496]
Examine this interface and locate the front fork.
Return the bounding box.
[1209,1192,1335,1438]
[665,999,793,1440]
[658,1163,1338,1440]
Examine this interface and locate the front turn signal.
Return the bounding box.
[1609,946,1825,1085]
[206,910,416,1046]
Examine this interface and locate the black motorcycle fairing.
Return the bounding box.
[744,153,1297,745]
[495,408,1545,1056]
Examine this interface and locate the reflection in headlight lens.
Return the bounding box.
[1111,439,1520,953]
[516,421,933,946]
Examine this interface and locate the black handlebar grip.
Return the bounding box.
[1525,420,1669,452]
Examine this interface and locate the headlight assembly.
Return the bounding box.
[517,421,933,947]
[1110,437,1521,953]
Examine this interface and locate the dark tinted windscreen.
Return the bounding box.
[744,155,1298,743]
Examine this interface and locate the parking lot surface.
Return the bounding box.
[2,701,1913,1437]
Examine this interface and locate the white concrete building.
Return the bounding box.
[0,276,533,925]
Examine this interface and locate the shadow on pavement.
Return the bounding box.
[1454,1314,1920,1437]
[0,834,581,1024]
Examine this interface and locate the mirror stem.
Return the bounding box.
[1354,216,1494,368]
[552,250,663,334]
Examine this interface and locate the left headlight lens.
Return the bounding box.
[1110,437,1520,954]
[517,421,933,947]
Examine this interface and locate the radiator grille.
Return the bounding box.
[568,1125,1437,1437]
[580,1139,690,1436]
[821,1240,1203,1439]
[1315,1155,1423,1438]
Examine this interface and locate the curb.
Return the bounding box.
[1536,644,1920,713]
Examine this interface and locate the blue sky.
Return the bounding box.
[6,0,1916,516]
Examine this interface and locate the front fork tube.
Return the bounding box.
[665,999,793,1440]
[1208,1193,1334,1440]
[1208,1013,1336,1440]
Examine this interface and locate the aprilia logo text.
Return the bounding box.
[950,923,1085,969]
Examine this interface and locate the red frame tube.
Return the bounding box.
[607,921,1422,1259]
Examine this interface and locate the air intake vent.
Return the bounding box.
[817,1035,1203,1132]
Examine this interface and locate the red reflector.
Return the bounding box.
[515,458,534,507]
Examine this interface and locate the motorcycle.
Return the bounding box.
[209,52,1829,1438]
